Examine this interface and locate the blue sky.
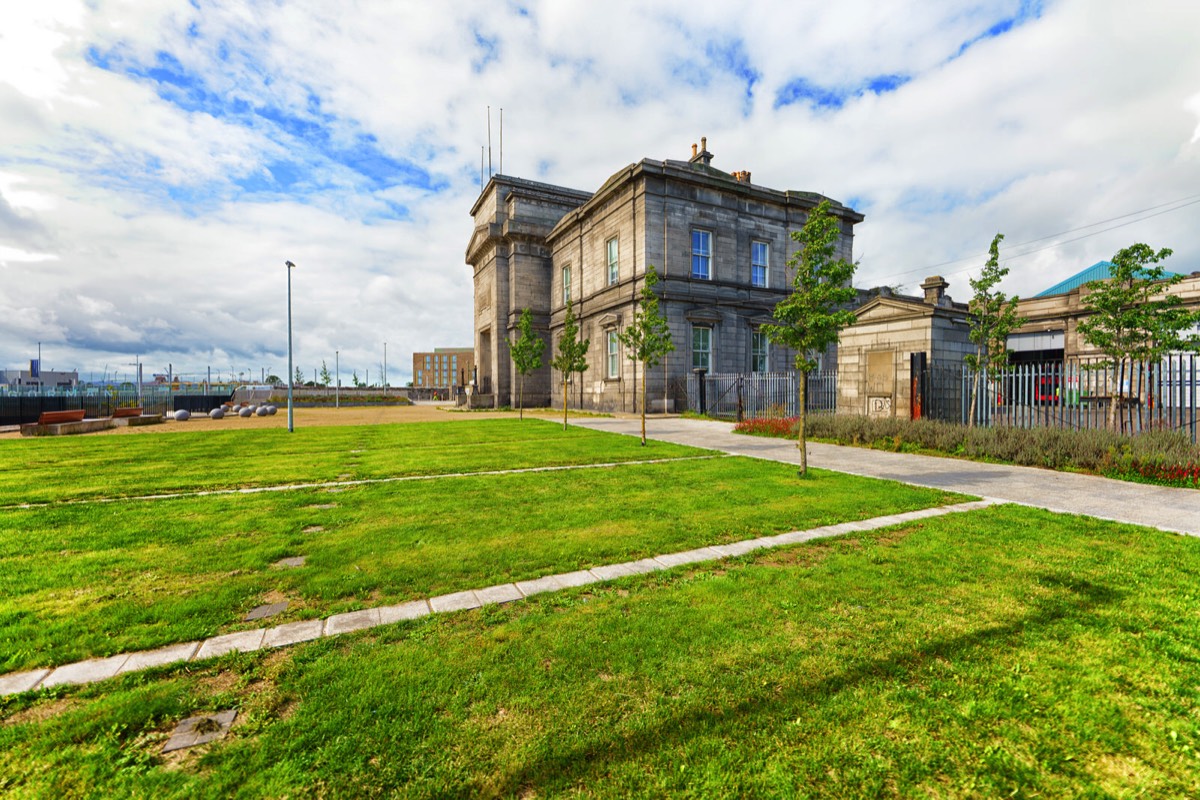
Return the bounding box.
[1,0,1198,382]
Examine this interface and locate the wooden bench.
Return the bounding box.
[111,407,143,419]
[37,409,87,425]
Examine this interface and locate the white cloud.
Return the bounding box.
[2,0,1199,379]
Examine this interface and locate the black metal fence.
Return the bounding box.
[960,356,1199,442]
[0,386,234,426]
[683,371,837,420]
[910,361,966,423]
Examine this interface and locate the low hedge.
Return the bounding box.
[733,413,1200,488]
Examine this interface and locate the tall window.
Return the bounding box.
[606,332,620,378]
[692,326,712,371]
[751,330,769,372]
[562,265,571,304]
[692,230,712,280]
[751,241,769,288]
[607,238,619,285]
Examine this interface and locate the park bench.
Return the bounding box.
[111,407,143,419]
[36,409,87,425]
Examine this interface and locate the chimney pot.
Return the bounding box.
[701,136,707,152]
[691,143,698,157]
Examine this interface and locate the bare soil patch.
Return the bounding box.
[0,403,562,439]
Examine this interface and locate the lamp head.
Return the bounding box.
[285,260,296,268]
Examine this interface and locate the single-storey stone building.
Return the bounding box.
[837,263,1200,420]
[466,139,864,411]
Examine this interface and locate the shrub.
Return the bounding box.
[735,413,1200,487]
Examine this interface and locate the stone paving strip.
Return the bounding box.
[0,499,994,697]
[3,455,724,510]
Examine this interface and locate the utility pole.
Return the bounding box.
[335,350,340,409]
[285,260,296,433]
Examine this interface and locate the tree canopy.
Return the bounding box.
[763,199,858,476]
[618,265,674,444]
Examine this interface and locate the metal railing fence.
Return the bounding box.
[683,371,837,420]
[960,355,1198,442]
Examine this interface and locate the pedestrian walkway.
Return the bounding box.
[0,498,992,697]
[569,417,1200,537]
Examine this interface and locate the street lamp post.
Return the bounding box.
[383,341,387,401]
[285,260,296,433]
[335,349,340,409]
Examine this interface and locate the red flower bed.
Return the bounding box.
[1130,460,1200,488]
[732,416,798,438]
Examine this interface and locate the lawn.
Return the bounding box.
[3,504,1200,798]
[0,420,960,671]
[0,418,708,505]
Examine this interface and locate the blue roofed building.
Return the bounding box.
[1034,261,1182,298]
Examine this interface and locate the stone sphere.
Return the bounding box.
[256,405,268,416]
[173,409,191,422]
[239,406,253,417]
[209,408,225,420]
[266,405,278,415]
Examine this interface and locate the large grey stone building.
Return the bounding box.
[466,140,864,411]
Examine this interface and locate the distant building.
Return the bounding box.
[411,347,474,389]
[0,367,79,389]
[836,266,1200,419]
[466,138,863,411]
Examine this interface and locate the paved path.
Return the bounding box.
[0,499,992,697]
[569,417,1200,537]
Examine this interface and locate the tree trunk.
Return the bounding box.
[796,370,809,477]
[518,374,524,421]
[967,350,983,429]
[562,376,568,431]
[639,362,647,446]
[1108,359,1122,432]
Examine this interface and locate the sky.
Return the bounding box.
[2,0,1199,385]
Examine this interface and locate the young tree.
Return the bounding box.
[1077,243,1200,430]
[964,233,1024,427]
[319,360,333,387]
[550,300,590,431]
[763,199,858,477]
[506,307,546,421]
[618,265,674,445]
[351,370,363,388]
[293,366,304,386]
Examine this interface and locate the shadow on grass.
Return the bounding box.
[487,572,1121,795]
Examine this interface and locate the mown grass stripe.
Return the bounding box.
[5,499,993,696]
[2,455,726,510]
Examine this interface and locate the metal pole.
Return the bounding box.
[383,341,387,400]
[335,350,340,409]
[286,260,296,432]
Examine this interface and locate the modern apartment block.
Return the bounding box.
[411,347,474,390]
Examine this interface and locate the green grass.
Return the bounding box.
[0,419,703,505]
[0,456,959,671]
[4,505,1200,798]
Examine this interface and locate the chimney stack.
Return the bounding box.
[689,136,713,166]
[921,275,950,306]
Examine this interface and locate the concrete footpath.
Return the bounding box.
[569,416,1200,537]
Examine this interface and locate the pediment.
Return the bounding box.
[685,307,722,324]
[597,312,621,330]
[854,296,931,323]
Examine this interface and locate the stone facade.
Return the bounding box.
[1012,272,1200,363]
[466,141,864,411]
[837,270,1200,419]
[837,277,972,419]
